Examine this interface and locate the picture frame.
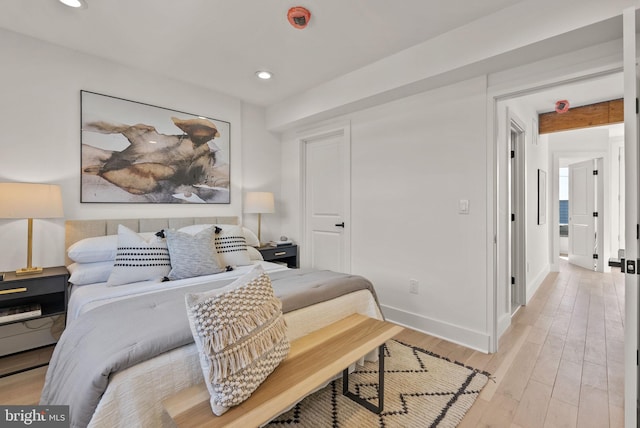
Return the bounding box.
[537,169,546,225]
[80,90,230,204]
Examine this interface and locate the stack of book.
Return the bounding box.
[268,240,293,247]
[0,303,41,324]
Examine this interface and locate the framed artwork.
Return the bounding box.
[537,169,546,225]
[80,90,230,203]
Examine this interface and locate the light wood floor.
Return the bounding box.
[0,258,625,427]
[396,257,625,428]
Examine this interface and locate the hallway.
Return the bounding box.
[461,258,625,427]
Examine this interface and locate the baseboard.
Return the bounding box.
[526,264,550,305]
[381,304,490,353]
[497,313,511,338]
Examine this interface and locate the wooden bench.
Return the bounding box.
[163,313,404,427]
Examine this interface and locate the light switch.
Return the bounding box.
[459,199,470,214]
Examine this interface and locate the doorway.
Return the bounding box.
[567,158,605,271]
[509,113,526,315]
[490,71,624,352]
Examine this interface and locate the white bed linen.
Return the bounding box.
[67,261,288,323]
[64,261,382,428]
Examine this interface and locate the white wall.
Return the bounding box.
[609,131,625,259]
[281,76,491,351]
[240,104,282,244]
[0,28,279,272]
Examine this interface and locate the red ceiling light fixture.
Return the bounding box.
[288,6,311,29]
[555,99,570,114]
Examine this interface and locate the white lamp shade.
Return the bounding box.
[0,183,64,219]
[244,192,275,214]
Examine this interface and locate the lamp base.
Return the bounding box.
[16,267,43,276]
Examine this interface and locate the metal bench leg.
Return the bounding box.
[342,344,385,414]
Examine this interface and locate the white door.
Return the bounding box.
[302,126,350,272]
[623,7,639,427]
[568,159,596,270]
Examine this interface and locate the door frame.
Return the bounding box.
[551,152,608,272]
[297,121,352,271]
[487,68,622,353]
[508,110,527,315]
[623,7,638,427]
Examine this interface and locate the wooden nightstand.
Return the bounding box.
[258,245,299,268]
[0,266,69,376]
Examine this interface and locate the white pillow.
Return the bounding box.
[177,224,260,247]
[241,227,260,247]
[106,225,171,286]
[68,232,157,263]
[177,224,213,235]
[67,261,114,286]
[214,226,251,267]
[67,235,118,263]
[246,246,263,261]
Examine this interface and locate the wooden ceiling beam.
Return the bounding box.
[538,98,623,134]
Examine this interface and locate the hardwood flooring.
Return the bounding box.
[396,258,625,427]
[0,258,625,427]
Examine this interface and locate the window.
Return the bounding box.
[559,167,568,237]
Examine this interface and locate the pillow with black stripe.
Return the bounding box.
[106,225,171,286]
[165,227,225,280]
[214,225,251,267]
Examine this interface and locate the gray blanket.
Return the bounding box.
[40,269,378,428]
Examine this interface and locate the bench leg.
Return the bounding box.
[342,344,385,414]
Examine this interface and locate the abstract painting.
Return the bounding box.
[81,91,230,203]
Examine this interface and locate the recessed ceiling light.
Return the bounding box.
[59,0,86,8]
[256,70,273,80]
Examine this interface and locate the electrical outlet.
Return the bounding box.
[409,279,419,294]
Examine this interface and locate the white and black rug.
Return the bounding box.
[267,340,490,427]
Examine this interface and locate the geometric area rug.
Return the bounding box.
[267,340,490,427]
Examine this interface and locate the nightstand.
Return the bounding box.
[0,266,69,376]
[258,245,299,268]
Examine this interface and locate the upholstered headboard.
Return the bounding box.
[65,216,238,266]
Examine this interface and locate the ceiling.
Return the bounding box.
[514,72,624,114]
[0,0,528,106]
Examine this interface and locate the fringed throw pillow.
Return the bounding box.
[185,265,290,416]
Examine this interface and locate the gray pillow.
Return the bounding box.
[165,227,224,280]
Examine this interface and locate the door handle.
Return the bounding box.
[335,222,345,228]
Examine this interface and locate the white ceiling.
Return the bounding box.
[0,0,527,106]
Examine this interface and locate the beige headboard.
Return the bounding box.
[65,216,238,266]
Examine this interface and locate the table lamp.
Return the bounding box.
[0,183,64,275]
[244,191,274,246]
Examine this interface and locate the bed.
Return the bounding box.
[40,217,382,428]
